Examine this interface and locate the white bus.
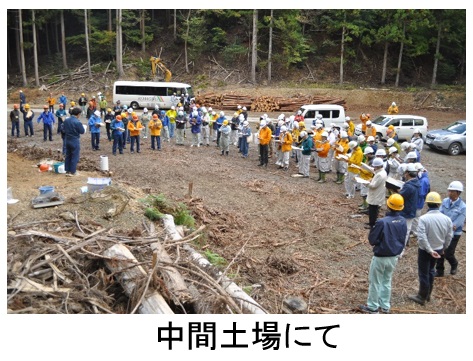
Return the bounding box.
[112,81,194,110]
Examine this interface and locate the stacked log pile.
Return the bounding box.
[195,92,346,113]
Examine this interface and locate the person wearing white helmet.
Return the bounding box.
[436,181,466,277]
[276,125,293,171]
[332,131,350,184]
[295,109,304,123]
[365,120,376,138]
[215,111,226,147]
[398,162,421,249]
[358,147,376,212]
[209,109,217,140]
[410,128,424,152]
[140,107,150,139]
[365,157,388,229]
[291,120,301,163]
[387,146,403,180]
[88,109,103,151]
[314,131,330,182]
[405,151,418,164]
[189,109,202,148]
[257,119,272,167]
[410,162,431,240]
[175,110,187,145]
[344,116,355,138]
[166,105,178,140]
[230,111,241,147]
[291,130,313,178]
[200,107,211,146]
[345,140,363,198]
[388,102,399,115]
[366,135,378,154]
[241,106,248,121]
[239,120,251,158]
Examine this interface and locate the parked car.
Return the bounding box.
[354,115,428,141]
[424,120,466,156]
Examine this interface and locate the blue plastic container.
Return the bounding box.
[39,186,55,194]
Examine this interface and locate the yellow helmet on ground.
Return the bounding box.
[386,194,404,211]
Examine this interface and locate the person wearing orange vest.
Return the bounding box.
[277,125,293,171]
[128,115,144,153]
[46,93,56,113]
[360,113,370,134]
[333,131,350,184]
[365,120,377,139]
[148,113,163,151]
[345,140,363,199]
[315,131,331,183]
[257,120,272,167]
[388,102,399,115]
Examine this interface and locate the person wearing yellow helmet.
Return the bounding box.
[20,103,35,137]
[68,101,77,116]
[408,192,453,306]
[358,193,407,314]
[78,93,88,115]
[219,119,231,155]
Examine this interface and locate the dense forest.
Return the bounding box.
[7,9,466,89]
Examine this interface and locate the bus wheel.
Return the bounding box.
[130,101,139,109]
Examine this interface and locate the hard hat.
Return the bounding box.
[143,108,148,112]
[128,108,133,113]
[392,102,396,106]
[92,96,96,99]
[239,114,245,121]
[372,158,384,167]
[171,106,176,110]
[386,138,395,146]
[364,146,374,155]
[208,107,213,112]
[299,122,305,128]
[401,141,410,151]
[81,93,85,96]
[388,146,398,155]
[345,116,351,121]
[223,120,229,125]
[367,136,375,142]
[407,151,417,159]
[300,131,307,138]
[425,192,442,204]
[366,120,372,126]
[152,114,158,119]
[406,163,417,172]
[219,111,225,117]
[94,110,101,117]
[289,115,295,121]
[387,194,404,211]
[278,114,285,121]
[315,124,322,129]
[388,125,395,130]
[340,131,348,138]
[342,122,349,129]
[123,105,128,110]
[242,106,247,111]
[24,104,30,109]
[263,113,268,119]
[71,101,76,106]
[357,135,366,143]
[409,143,417,150]
[278,120,285,127]
[316,114,323,119]
[154,104,159,110]
[414,163,424,171]
[107,108,112,112]
[39,164,49,172]
[447,181,464,192]
[237,105,242,109]
[260,120,267,127]
[293,121,300,129]
[375,148,386,156]
[13,104,19,109]
[132,115,139,120]
[348,140,358,149]
[178,111,184,116]
[243,121,249,126]
[321,131,328,137]
[116,115,122,120]
[280,125,287,132]
[297,110,302,115]
[200,106,206,113]
[413,128,421,134]
[211,111,216,115]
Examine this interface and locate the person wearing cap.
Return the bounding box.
[90,95,97,110]
[88,110,103,151]
[55,103,67,135]
[333,131,350,184]
[436,181,466,277]
[10,104,21,138]
[37,105,56,142]
[128,115,143,153]
[19,90,26,111]
[357,134,368,156]
[78,93,88,115]
[232,113,243,147]
[311,123,324,168]
[104,108,114,141]
[166,106,177,140]
[111,115,125,155]
[63,107,85,175]
[398,163,421,248]
[148,113,163,151]
[358,194,407,314]
[345,140,363,199]
[408,192,453,305]
[365,120,376,138]
[365,157,388,229]
[46,92,56,113]
[410,129,424,152]
[219,119,231,156]
[20,104,35,137]
[388,102,399,115]
[344,117,355,138]
[257,120,272,167]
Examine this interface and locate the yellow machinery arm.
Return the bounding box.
[150,56,172,82]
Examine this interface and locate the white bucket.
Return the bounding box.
[100,155,109,171]
[58,164,66,174]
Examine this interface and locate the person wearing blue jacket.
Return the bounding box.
[436,181,466,277]
[111,115,125,155]
[88,110,103,151]
[55,104,67,134]
[399,163,420,247]
[189,110,202,147]
[358,194,407,314]
[59,94,68,108]
[63,108,85,176]
[37,105,55,141]
[159,110,170,142]
[411,164,430,238]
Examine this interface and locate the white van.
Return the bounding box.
[113,81,194,110]
[299,104,346,130]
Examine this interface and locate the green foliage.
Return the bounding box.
[144,207,163,221]
[222,44,247,65]
[210,27,227,50]
[203,250,227,267]
[182,14,209,62]
[174,203,195,228]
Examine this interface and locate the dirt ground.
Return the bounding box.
[5,87,467,314]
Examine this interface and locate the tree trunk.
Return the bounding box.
[141,10,146,53]
[45,21,50,55]
[54,19,60,54]
[431,25,441,88]
[116,9,124,77]
[339,24,345,85]
[32,10,40,87]
[19,10,27,86]
[267,9,273,84]
[184,10,191,74]
[381,42,389,84]
[15,11,21,72]
[251,9,258,84]
[84,9,92,79]
[108,9,112,32]
[395,21,406,87]
[60,10,68,70]
[173,9,177,41]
